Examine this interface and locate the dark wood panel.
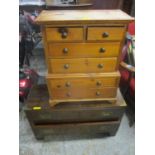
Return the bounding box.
[26,106,124,123]
[31,120,120,139]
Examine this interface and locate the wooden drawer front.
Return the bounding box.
[50,87,117,100]
[26,107,124,123]
[48,58,117,73]
[87,27,125,41]
[47,76,119,89]
[48,42,120,58]
[32,121,120,136]
[45,27,83,42]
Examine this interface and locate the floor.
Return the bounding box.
[19,41,135,155]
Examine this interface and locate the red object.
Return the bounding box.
[120,70,130,82]
[128,21,135,35]
[129,78,135,96]
[19,68,38,102]
[119,21,135,110]
[119,46,135,99]
[19,79,28,88]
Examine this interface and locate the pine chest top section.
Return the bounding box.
[35,10,134,25]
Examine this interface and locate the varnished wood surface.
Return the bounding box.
[25,84,126,109]
[87,26,125,41]
[47,73,120,89]
[35,10,134,25]
[47,72,120,78]
[48,58,117,73]
[35,10,134,105]
[50,87,117,100]
[47,42,121,58]
[45,27,84,42]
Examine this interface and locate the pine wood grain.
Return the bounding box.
[48,58,117,73]
[50,87,117,99]
[87,26,126,41]
[47,73,120,89]
[46,27,84,42]
[35,10,134,25]
[47,42,121,58]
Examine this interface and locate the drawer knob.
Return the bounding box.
[102,32,109,38]
[64,64,69,69]
[96,81,102,86]
[66,92,71,97]
[100,48,106,53]
[96,91,101,96]
[63,48,68,54]
[65,82,71,87]
[61,32,68,38]
[98,64,104,69]
[58,27,68,39]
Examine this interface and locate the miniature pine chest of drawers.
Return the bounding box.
[35,10,134,107]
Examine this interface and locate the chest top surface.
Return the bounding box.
[35,10,134,25]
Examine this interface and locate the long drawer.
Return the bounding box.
[47,42,121,58]
[31,120,120,138]
[49,87,117,100]
[48,58,117,73]
[46,72,120,89]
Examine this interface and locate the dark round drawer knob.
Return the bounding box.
[100,48,106,53]
[66,92,71,97]
[63,48,68,54]
[61,32,68,38]
[102,32,109,38]
[96,81,102,86]
[64,64,69,69]
[58,27,68,39]
[65,82,71,87]
[96,91,101,96]
[98,64,104,69]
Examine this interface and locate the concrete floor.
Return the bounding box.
[19,41,135,155]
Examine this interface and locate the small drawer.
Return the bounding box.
[47,42,121,58]
[45,27,83,42]
[32,120,120,137]
[47,73,120,89]
[87,27,125,41]
[50,87,117,100]
[48,58,117,73]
